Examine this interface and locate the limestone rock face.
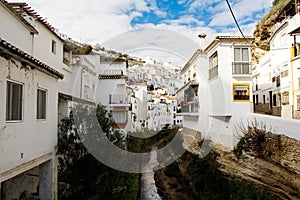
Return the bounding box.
[212,134,300,200]
[252,0,292,64]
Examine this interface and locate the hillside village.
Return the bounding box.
[0,0,300,199]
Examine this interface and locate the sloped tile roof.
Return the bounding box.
[0,37,64,79]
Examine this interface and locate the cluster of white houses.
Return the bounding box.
[0,1,182,198]
[1,0,300,198]
[177,0,300,148]
[253,1,300,119]
[128,57,183,132]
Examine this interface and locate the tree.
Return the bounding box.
[57,103,140,200]
[84,45,93,54]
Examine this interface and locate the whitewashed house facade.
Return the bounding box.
[96,58,132,133]
[178,36,254,148]
[253,3,300,119]
[0,1,64,198]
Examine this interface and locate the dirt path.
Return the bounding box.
[140,146,161,200]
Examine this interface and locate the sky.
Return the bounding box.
[8,0,273,65]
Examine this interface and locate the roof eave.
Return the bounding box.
[0,0,38,34]
[0,38,64,79]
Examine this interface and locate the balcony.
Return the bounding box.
[72,56,95,70]
[180,101,199,112]
[109,94,131,107]
[99,70,124,79]
[232,62,251,75]
[63,57,70,66]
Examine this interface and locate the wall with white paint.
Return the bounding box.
[0,3,33,54]
[0,57,58,178]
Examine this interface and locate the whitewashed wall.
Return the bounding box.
[0,4,33,54]
[243,112,300,141]
[0,57,58,176]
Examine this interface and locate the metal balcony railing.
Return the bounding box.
[109,94,128,104]
[99,70,124,79]
[232,62,251,75]
[72,56,95,69]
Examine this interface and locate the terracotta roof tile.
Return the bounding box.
[0,37,64,79]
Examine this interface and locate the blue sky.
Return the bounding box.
[8,0,273,65]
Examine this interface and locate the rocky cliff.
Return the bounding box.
[253,0,291,63]
[180,129,300,199]
[214,132,300,199]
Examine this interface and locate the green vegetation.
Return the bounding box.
[58,104,140,200]
[151,130,277,200]
[100,56,126,62]
[272,0,280,6]
[84,45,93,54]
[233,121,282,159]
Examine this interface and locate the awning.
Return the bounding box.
[289,27,300,35]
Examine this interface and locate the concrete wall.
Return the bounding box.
[243,112,300,141]
[0,56,58,178]
[0,4,33,54]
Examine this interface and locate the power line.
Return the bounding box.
[225,0,247,40]
[225,0,291,50]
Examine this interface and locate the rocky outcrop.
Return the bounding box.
[253,0,292,63]
[213,133,300,200]
[178,123,300,199]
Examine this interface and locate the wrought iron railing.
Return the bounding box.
[109,94,128,104]
[232,62,251,75]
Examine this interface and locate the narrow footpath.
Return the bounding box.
[140,146,161,200]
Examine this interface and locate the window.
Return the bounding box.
[112,112,126,123]
[282,92,289,105]
[233,47,251,75]
[37,89,47,119]
[281,70,288,78]
[51,40,56,54]
[263,95,266,104]
[273,94,277,107]
[276,75,280,87]
[209,52,218,80]
[6,81,23,121]
[254,76,258,91]
[233,83,250,102]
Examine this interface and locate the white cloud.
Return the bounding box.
[162,15,205,27]
[189,0,223,12]
[6,0,271,65]
[209,0,272,27]
[145,0,167,17]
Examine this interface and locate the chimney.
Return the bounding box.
[198,33,206,50]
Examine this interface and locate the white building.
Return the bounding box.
[178,36,254,148]
[71,55,97,102]
[0,1,64,198]
[96,58,132,133]
[130,83,148,132]
[253,2,300,119]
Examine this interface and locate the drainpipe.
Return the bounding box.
[291,36,297,118]
[31,33,34,56]
[80,68,83,99]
